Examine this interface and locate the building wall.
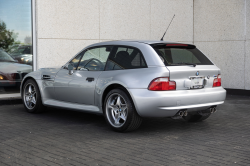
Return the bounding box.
[194,0,249,90]
[36,0,249,90]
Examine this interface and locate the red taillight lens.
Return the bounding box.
[148,77,176,91]
[213,74,221,87]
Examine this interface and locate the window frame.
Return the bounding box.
[32,0,37,71]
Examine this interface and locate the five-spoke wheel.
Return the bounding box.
[22,79,46,113]
[104,89,142,132]
[106,94,128,127]
[23,84,37,109]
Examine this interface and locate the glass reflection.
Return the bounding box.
[0,0,32,94]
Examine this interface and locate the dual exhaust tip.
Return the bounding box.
[178,110,188,117]
[210,107,217,113]
[178,107,217,117]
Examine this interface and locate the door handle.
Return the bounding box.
[86,77,94,82]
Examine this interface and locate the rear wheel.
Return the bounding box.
[22,79,46,113]
[104,89,142,132]
[182,110,211,122]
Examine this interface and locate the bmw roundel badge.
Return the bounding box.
[196,71,199,76]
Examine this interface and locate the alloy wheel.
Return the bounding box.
[23,83,37,109]
[106,93,128,128]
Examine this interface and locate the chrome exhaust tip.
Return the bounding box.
[183,110,188,116]
[210,108,213,113]
[210,107,217,113]
[179,111,184,117]
[213,107,217,113]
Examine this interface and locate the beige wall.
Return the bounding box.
[36,0,249,90]
[194,0,249,90]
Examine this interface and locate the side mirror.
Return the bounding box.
[67,63,74,75]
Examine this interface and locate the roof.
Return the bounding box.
[86,40,193,49]
[97,40,180,45]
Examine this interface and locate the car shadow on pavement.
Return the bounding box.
[23,106,214,134]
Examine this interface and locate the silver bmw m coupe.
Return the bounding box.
[21,40,226,132]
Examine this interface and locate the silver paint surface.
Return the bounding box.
[21,40,226,117]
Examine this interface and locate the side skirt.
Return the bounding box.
[44,99,100,113]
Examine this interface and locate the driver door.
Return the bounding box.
[54,46,112,105]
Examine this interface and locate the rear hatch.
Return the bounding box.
[150,43,220,90]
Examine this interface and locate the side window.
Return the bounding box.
[106,46,147,70]
[69,54,82,70]
[77,46,112,71]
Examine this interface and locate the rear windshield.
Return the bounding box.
[151,44,213,66]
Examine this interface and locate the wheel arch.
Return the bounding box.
[101,83,140,116]
[21,76,36,95]
[21,76,44,103]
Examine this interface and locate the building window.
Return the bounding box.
[0,0,34,95]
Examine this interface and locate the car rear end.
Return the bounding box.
[131,42,226,118]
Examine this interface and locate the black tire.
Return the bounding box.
[22,79,46,113]
[182,111,211,122]
[104,89,142,132]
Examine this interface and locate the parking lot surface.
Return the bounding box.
[0,95,250,166]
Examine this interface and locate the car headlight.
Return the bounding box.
[21,58,24,60]
[0,75,6,80]
[26,59,29,62]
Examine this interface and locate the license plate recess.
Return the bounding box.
[189,76,205,89]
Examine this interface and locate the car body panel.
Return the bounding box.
[54,68,102,105]
[21,40,226,117]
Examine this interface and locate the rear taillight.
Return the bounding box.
[213,74,221,87]
[148,77,176,91]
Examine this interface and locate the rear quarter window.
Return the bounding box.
[105,46,147,70]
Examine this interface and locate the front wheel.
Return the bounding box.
[104,89,142,132]
[22,79,46,113]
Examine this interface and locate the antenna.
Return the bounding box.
[160,14,175,41]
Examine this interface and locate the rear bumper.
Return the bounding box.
[128,87,226,118]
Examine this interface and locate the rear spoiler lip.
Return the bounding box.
[149,43,196,49]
